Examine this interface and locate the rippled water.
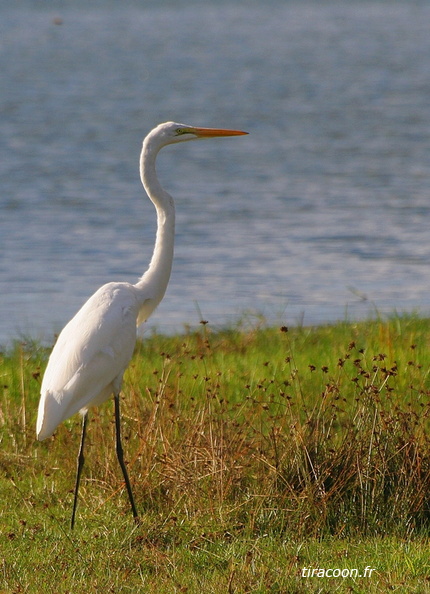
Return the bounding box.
[1,1,430,345]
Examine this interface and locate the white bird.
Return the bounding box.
[36,122,247,528]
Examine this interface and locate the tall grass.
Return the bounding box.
[130,317,430,539]
[2,315,429,539]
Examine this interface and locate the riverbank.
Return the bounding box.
[1,315,429,591]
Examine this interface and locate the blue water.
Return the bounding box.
[1,1,430,345]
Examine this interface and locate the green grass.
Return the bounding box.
[1,315,430,592]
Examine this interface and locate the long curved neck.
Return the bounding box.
[134,137,175,321]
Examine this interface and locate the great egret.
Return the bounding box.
[36,122,248,528]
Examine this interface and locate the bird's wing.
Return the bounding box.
[37,283,138,440]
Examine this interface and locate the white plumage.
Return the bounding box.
[37,282,138,439]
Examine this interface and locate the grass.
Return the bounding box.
[1,314,430,592]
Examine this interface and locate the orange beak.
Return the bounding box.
[192,127,248,138]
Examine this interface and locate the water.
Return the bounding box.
[1,1,430,346]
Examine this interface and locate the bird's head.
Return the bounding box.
[148,121,248,148]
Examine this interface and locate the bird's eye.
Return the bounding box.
[175,128,188,136]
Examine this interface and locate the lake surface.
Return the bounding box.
[1,0,430,346]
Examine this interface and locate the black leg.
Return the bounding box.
[71,412,88,530]
[114,393,139,522]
